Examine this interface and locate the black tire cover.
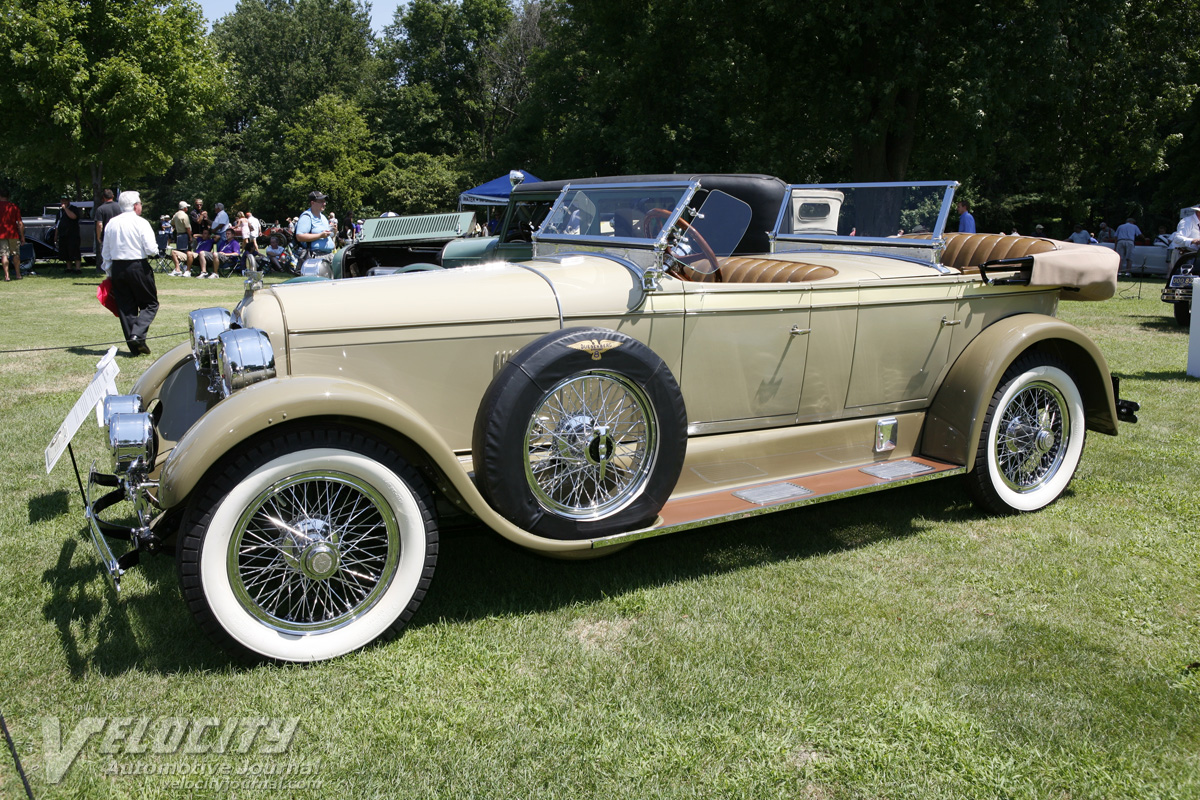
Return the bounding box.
[472,327,687,540]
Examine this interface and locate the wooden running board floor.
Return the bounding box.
[591,456,964,548]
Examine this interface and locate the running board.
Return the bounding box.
[591,457,965,549]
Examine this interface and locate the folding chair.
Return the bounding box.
[18,243,36,276]
[150,231,174,273]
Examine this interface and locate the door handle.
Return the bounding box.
[940,316,962,327]
[790,325,811,336]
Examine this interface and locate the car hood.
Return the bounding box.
[268,257,644,334]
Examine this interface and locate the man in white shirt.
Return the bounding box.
[1170,207,1200,251]
[245,210,262,255]
[211,203,230,237]
[101,191,160,356]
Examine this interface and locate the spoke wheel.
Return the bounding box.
[968,357,1086,514]
[179,428,437,662]
[473,326,688,540]
[993,382,1068,493]
[524,371,657,521]
[229,470,401,633]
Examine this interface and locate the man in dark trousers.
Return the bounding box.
[93,189,122,270]
[100,191,159,355]
[56,195,82,273]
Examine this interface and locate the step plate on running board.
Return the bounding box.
[593,456,964,548]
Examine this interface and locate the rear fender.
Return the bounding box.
[921,314,1118,470]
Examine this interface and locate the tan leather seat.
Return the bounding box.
[695,256,838,283]
[940,233,1058,272]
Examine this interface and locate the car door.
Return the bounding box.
[678,281,812,429]
[841,276,965,413]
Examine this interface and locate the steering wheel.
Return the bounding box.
[640,208,722,281]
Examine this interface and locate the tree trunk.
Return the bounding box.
[91,161,105,206]
[849,86,919,183]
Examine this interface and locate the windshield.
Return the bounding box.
[540,184,692,242]
[535,182,754,273]
[773,182,957,243]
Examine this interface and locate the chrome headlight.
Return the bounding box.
[190,308,233,372]
[108,412,156,473]
[217,328,276,397]
[102,394,142,427]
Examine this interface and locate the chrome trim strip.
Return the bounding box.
[508,263,565,329]
[590,465,966,548]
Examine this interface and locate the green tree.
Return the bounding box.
[379,0,517,161]
[0,0,219,203]
[282,94,376,218]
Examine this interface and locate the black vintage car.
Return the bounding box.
[22,201,96,260]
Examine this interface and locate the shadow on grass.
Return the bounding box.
[41,534,235,678]
[1125,369,1197,382]
[37,478,983,675]
[417,478,983,631]
[30,490,70,523]
[1134,315,1186,333]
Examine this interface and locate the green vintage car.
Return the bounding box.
[80,175,1138,663]
[331,174,618,277]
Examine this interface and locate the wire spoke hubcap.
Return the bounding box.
[229,470,400,633]
[995,381,1068,492]
[524,371,658,520]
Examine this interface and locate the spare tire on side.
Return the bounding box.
[472,327,687,540]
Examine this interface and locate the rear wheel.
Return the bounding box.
[967,356,1086,515]
[178,428,437,662]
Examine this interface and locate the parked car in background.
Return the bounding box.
[1099,241,1169,276]
[75,175,1137,663]
[23,201,96,259]
[1162,205,1197,327]
[330,175,580,278]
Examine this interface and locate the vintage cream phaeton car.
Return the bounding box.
[83,175,1137,662]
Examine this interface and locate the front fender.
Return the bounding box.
[921,314,1118,470]
[157,375,592,554]
[441,236,499,268]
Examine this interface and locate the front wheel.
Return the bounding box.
[178,428,437,662]
[1174,297,1191,327]
[967,356,1086,515]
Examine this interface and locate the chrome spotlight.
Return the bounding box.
[101,394,142,428]
[217,328,276,396]
[189,307,233,372]
[108,412,156,473]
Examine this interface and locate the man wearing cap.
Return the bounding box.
[1171,207,1200,251]
[101,191,160,355]
[294,191,335,254]
[1114,217,1142,273]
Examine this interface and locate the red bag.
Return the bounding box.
[97,277,119,317]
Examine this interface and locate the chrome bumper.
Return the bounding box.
[83,463,161,593]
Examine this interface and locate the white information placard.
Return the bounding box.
[45,347,120,474]
[1189,298,1200,379]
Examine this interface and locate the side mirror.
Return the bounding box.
[509,170,526,188]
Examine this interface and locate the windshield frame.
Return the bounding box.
[533,180,701,257]
[770,181,959,259]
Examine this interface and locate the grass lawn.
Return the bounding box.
[0,265,1197,799]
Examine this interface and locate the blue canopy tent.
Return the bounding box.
[458,170,542,209]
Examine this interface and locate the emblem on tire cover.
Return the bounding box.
[568,339,622,360]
